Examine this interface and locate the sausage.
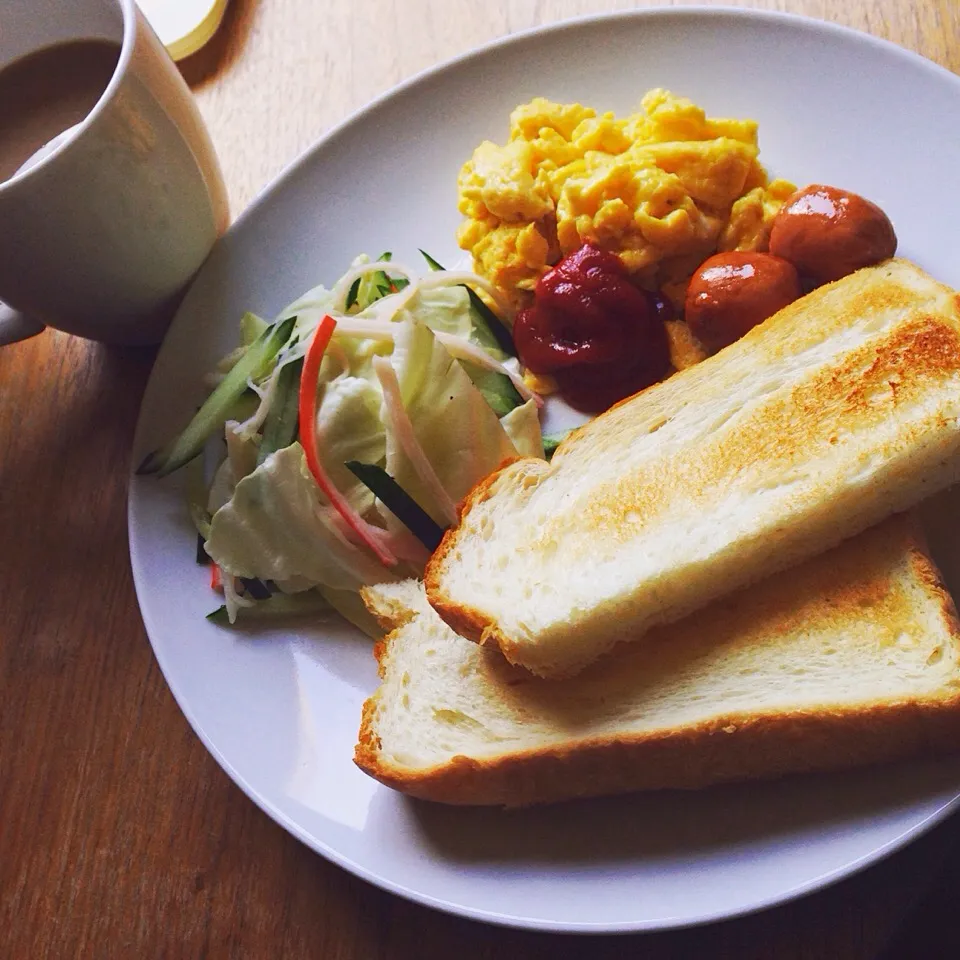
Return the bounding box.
[768,184,897,285]
[685,252,802,354]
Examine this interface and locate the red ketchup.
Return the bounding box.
[514,243,671,412]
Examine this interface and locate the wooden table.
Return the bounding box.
[4,1,960,956]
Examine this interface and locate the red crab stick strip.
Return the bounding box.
[298,315,397,567]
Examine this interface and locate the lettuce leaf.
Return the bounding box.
[205,443,399,591]
[413,285,508,361]
[383,320,517,527]
[500,398,545,459]
[315,374,386,516]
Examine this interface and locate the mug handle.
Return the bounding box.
[0,302,45,346]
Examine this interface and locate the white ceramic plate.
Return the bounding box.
[129,7,960,932]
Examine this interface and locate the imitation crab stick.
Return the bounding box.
[298,315,397,567]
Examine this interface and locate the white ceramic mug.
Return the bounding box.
[0,0,229,346]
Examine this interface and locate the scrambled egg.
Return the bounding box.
[457,89,794,307]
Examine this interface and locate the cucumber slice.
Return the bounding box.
[345,460,446,551]
[348,252,398,311]
[419,249,521,414]
[542,428,574,460]
[185,455,212,541]
[419,248,445,272]
[257,357,303,465]
[465,286,515,357]
[345,277,361,310]
[138,315,296,477]
[225,389,260,424]
[238,576,271,600]
[206,588,331,625]
[417,249,515,356]
[461,362,522,416]
[240,312,269,346]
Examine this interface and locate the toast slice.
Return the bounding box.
[358,515,960,806]
[426,259,960,678]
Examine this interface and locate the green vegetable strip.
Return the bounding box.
[239,576,272,600]
[345,460,446,552]
[137,315,296,477]
[369,251,394,302]
[206,605,232,625]
[419,249,445,272]
[240,312,269,347]
[345,277,361,310]
[206,589,331,625]
[257,357,304,465]
[419,248,522,415]
[349,254,408,308]
[461,362,522,416]
[349,251,400,311]
[542,428,574,460]
[465,286,515,356]
[185,454,212,541]
[419,249,516,356]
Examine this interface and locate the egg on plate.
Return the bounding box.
[456,89,794,309]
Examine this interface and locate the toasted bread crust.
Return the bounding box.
[354,695,960,807]
[424,461,522,648]
[908,528,960,640]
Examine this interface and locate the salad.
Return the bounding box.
[138,253,548,632]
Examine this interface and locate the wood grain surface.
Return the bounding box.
[3,2,960,957]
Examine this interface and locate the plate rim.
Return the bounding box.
[129,4,960,934]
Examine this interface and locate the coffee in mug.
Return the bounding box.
[0,39,121,182]
[0,0,228,347]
